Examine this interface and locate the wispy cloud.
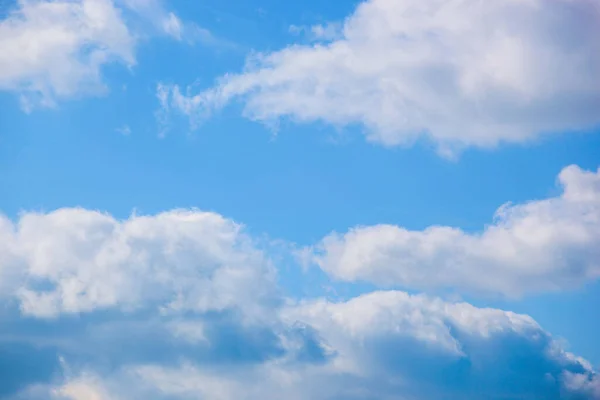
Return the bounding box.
[0,0,225,110]
[116,125,132,136]
[157,0,600,155]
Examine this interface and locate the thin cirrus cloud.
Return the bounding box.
[0,0,205,110]
[157,0,600,155]
[309,164,600,297]
[121,0,224,46]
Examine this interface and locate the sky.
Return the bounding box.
[0,0,600,399]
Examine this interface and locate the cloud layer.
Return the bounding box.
[158,0,600,153]
[1,205,599,399]
[310,165,600,297]
[5,292,600,400]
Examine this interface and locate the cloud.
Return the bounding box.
[8,291,599,400]
[0,208,277,318]
[119,0,188,41]
[157,0,600,154]
[0,0,209,109]
[0,0,136,109]
[115,125,131,135]
[276,291,599,399]
[52,374,110,400]
[120,0,236,49]
[564,371,600,399]
[309,164,600,297]
[1,206,599,399]
[288,22,343,42]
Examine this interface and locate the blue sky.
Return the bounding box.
[1,0,600,399]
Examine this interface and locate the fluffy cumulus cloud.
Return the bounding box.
[0,0,193,109]
[310,164,600,297]
[6,292,600,400]
[158,0,600,153]
[564,371,600,400]
[0,206,599,399]
[0,208,277,318]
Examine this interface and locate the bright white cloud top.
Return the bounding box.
[0,208,276,318]
[310,165,600,296]
[159,0,600,153]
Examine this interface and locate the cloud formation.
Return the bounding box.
[0,0,135,109]
[0,0,197,109]
[1,205,599,399]
[158,0,600,154]
[310,165,600,297]
[0,208,277,318]
[6,292,599,400]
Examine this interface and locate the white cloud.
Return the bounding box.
[564,371,600,399]
[167,319,208,344]
[121,0,231,47]
[21,291,599,400]
[158,0,600,154]
[285,290,540,356]
[1,206,599,398]
[282,292,600,399]
[310,165,600,297]
[120,0,182,39]
[0,208,277,318]
[161,11,182,40]
[0,0,208,109]
[0,0,136,109]
[53,375,112,400]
